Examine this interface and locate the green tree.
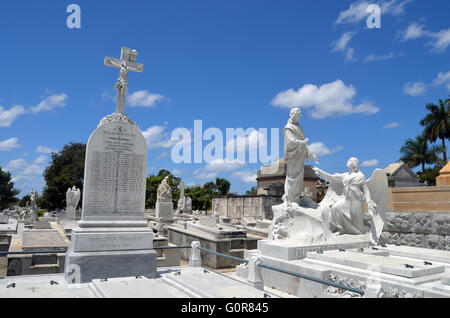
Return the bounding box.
[185,185,214,211]
[420,98,450,162]
[215,177,231,195]
[0,167,20,209]
[400,135,442,173]
[145,170,180,209]
[18,195,31,207]
[245,186,258,196]
[40,143,86,210]
[418,163,445,186]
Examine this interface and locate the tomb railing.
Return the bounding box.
[0,245,366,296]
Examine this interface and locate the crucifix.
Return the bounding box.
[104,47,144,114]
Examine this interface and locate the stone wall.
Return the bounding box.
[212,196,281,223]
[387,186,450,212]
[380,212,450,250]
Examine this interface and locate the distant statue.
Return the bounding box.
[176,181,192,214]
[282,108,319,207]
[157,177,172,202]
[66,186,81,209]
[66,186,81,220]
[30,190,38,210]
[270,157,387,245]
[28,190,38,223]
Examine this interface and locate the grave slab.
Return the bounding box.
[22,230,68,252]
[306,250,445,278]
[91,276,189,298]
[379,245,450,264]
[259,238,371,261]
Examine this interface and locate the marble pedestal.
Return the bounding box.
[66,207,76,220]
[65,225,157,284]
[156,202,173,221]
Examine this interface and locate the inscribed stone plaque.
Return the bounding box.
[82,121,147,220]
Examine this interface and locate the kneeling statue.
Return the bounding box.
[270,157,387,245]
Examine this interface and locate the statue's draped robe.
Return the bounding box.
[321,171,367,235]
[282,122,307,204]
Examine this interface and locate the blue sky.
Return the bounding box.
[0,0,449,197]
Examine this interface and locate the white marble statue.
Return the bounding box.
[176,181,192,213]
[66,186,81,209]
[270,157,387,245]
[282,108,319,207]
[28,190,38,223]
[157,177,172,202]
[104,47,143,114]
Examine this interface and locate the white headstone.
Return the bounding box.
[65,47,157,284]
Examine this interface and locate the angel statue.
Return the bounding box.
[157,177,172,202]
[66,186,81,209]
[269,157,387,245]
[66,186,81,220]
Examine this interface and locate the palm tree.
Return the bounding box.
[420,98,450,163]
[400,135,442,173]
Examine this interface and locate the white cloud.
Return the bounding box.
[331,33,358,62]
[332,32,357,52]
[403,82,427,96]
[156,152,169,160]
[399,22,428,41]
[142,125,176,149]
[30,93,68,114]
[4,158,44,176]
[428,28,450,53]
[231,170,257,184]
[308,142,344,157]
[205,159,246,172]
[399,23,450,53]
[128,90,165,107]
[36,146,58,154]
[33,155,48,165]
[433,71,450,91]
[172,169,184,176]
[336,1,372,25]
[344,47,357,62]
[192,169,218,180]
[0,105,26,127]
[361,159,379,167]
[363,52,398,62]
[0,137,21,151]
[336,0,412,25]
[383,122,402,128]
[271,80,379,118]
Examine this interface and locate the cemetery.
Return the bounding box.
[0,44,449,299]
[0,2,449,302]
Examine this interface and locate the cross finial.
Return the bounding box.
[104,47,144,114]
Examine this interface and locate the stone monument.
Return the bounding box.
[156,176,174,221]
[28,190,38,224]
[64,47,157,284]
[269,157,387,246]
[66,186,81,220]
[282,108,319,207]
[176,181,192,214]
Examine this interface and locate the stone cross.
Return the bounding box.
[104,47,144,114]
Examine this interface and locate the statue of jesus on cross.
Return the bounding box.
[104,47,144,114]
